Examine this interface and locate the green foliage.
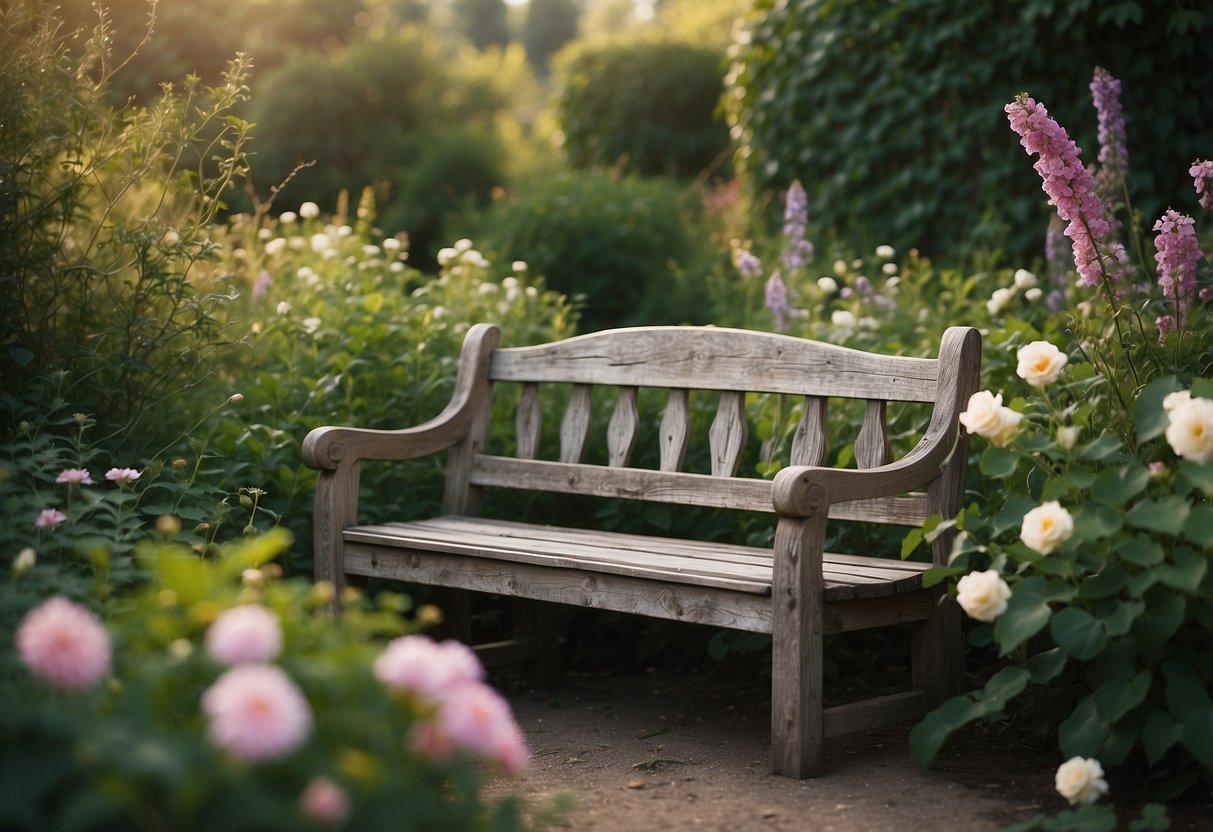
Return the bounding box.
[452,0,510,51]
[468,171,708,330]
[0,3,253,452]
[0,530,531,831]
[246,28,514,240]
[554,39,730,179]
[523,0,581,74]
[724,0,1213,262]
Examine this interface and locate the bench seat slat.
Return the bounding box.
[344,517,928,602]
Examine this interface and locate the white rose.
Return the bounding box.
[987,287,1014,315]
[1054,757,1108,805]
[1016,340,1068,387]
[959,391,1023,447]
[1024,287,1043,302]
[278,211,297,224]
[1020,501,1073,555]
[1162,390,1192,412]
[299,202,320,219]
[1165,396,1213,463]
[1056,425,1081,451]
[875,244,895,259]
[817,276,839,293]
[955,569,1011,622]
[1013,268,1038,289]
[881,262,898,276]
[831,310,857,329]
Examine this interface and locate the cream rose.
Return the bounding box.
[1020,501,1073,555]
[955,569,1011,622]
[1163,390,1192,412]
[1165,395,1213,463]
[1016,340,1068,387]
[959,391,1023,448]
[1054,757,1108,805]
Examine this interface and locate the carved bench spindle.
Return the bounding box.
[855,399,892,469]
[791,395,829,467]
[710,390,748,477]
[516,382,541,460]
[660,388,690,472]
[560,384,593,464]
[607,386,639,467]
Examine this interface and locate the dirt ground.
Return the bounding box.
[489,667,1209,831]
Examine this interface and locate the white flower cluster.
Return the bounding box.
[986,268,1042,315]
[437,238,490,272]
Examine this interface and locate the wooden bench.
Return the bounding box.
[303,323,981,778]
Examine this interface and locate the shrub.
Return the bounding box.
[554,39,730,179]
[467,172,708,330]
[0,4,253,452]
[723,0,1213,264]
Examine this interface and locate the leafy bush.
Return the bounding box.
[723,0,1213,263]
[554,39,730,179]
[468,171,708,330]
[0,4,252,453]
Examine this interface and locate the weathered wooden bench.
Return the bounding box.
[303,323,981,778]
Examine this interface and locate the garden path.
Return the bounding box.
[491,667,1206,831]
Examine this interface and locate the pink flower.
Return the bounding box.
[1153,209,1203,322]
[56,468,94,485]
[202,664,312,761]
[1191,159,1213,211]
[373,635,484,702]
[105,467,141,485]
[35,508,67,529]
[1157,314,1178,341]
[15,597,111,691]
[206,605,283,666]
[299,776,350,826]
[435,681,529,775]
[1006,95,1121,288]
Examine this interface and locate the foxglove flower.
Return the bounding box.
[1006,95,1120,289]
[1090,67,1128,177]
[780,181,814,271]
[1190,159,1213,211]
[1153,209,1203,321]
[765,270,789,332]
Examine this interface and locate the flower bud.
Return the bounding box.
[13,547,36,577]
[156,515,182,539]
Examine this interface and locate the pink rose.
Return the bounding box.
[56,468,94,485]
[202,664,312,761]
[206,605,283,666]
[35,508,67,529]
[373,636,484,702]
[15,597,111,690]
[299,776,350,826]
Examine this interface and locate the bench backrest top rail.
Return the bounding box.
[488,326,940,402]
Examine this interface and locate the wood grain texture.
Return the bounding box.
[515,382,541,460]
[607,386,639,467]
[490,326,940,400]
[791,396,828,466]
[659,388,690,472]
[560,384,592,464]
[709,391,748,477]
[855,399,892,469]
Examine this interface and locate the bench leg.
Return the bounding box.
[770,513,826,778]
[513,598,561,687]
[911,589,964,706]
[434,587,474,643]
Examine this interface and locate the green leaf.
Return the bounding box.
[1051,607,1107,660]
[1119,535,1165,567]
[1180,710,1213,769]
[991,494,1036,537]
[1135,593,1185,655]
[1129,803,1171,832]
[1076,564,1128,599]
[980,444,1019,478]
[980,666,1030,710]
[1093,671,1150,722]
[1177,459,1213,498]
[1071,504,1123,541]
[1134,375,1182,442]
[1163,661,1212,720]
[1101,599,1145,636]
[1078,432,1124,461]
[900,527,924,559]
[1091,461,1150,506]
[145,548,213,605]
[216,527,293,581]
[1158,547,1207,593]
[1127,497,1190,535]
[8,346,35,366]
[922,565,966,588]
[1142,711,1183,765]
[1059,697,1109,758]
[1182,504,1213,546]
[908,695,983,770]
[994,577,1053,656]
[1027,648,1067,683]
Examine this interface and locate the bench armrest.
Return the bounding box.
[301,323,501,471]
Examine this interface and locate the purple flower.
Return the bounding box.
[780,181,814,271]
[1191,159,1213,211]
[1153,209,1203,321]
[765,270,789,332]
[1006,94,1121,289]
[733,248,763,279]
[1090,67,1128,177]
[253,270,273,300]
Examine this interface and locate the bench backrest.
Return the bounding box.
[443,324,980,533]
